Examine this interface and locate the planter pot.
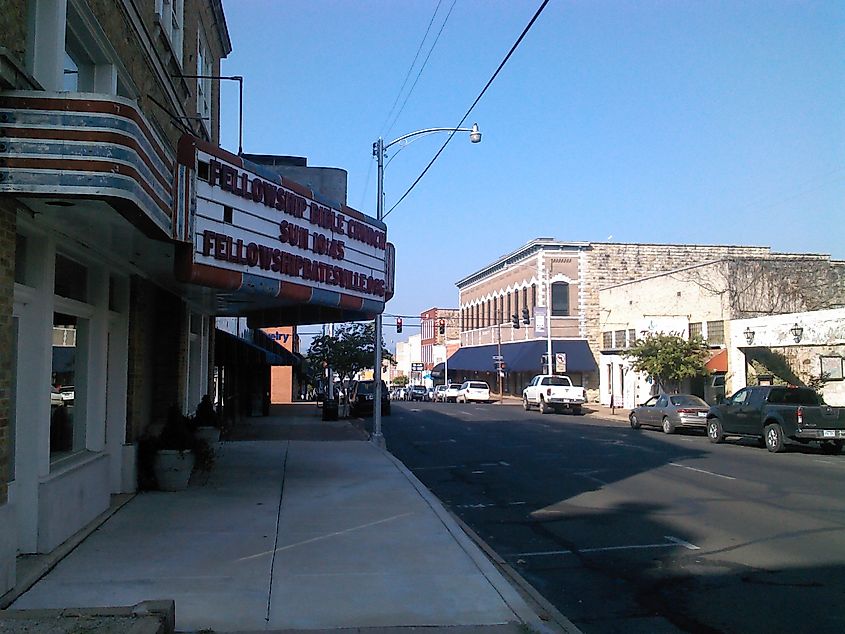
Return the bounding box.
[195,426,221,444]
[153,449,195,491]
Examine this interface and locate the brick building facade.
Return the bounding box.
[0,0,232,596]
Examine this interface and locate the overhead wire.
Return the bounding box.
[379,0,445,139]
[383,0,551,219]
[385,0,458,138]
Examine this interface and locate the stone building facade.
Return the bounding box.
[597,254,845,408]
[453,239,775,397]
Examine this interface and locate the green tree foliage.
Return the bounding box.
[391,375,409,387]
[624,333,709,390]
[306,322,392,400]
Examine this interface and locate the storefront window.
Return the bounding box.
[50,312,88,458]
[15,234,28,284]
[55,255,87,302]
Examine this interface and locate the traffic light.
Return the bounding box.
[522,307,530,325]
[396,317,403,333]
[438,318,445,335]
[512,313,520,328]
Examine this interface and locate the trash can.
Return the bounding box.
[322,398,339,421]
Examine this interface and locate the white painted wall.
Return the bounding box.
[730,308,845,405]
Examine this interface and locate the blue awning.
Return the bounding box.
[446,339,596,373]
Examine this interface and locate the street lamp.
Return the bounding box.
[371,124,482,446]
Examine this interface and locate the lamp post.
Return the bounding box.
[371,124,482,446]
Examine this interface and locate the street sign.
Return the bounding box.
[492,355,504,361]
[411,362,424,371]
[555,353,567,373]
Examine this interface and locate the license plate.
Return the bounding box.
[823,430,835,438]
[697,412,707,417]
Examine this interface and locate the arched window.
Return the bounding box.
[551,281,570,316]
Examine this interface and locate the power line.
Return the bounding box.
[385,0,458,138]
[384,0,551,219]
[380,0,445,138]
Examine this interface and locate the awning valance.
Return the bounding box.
[446,339,596,374]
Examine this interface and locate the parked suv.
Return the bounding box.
[408,385,428,401]
[457,381,490,403]
[349,380,391,417]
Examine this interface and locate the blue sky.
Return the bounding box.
[219,0,844,340]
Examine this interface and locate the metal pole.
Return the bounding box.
[497,309,503,402]
[371,138,385,447]
[546,265,553,375]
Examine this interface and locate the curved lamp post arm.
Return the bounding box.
[385,123,481,150]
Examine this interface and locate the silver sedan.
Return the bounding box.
[629,393,710,434]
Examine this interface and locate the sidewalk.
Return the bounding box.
[4,404,577,633]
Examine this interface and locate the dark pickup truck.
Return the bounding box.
[707,385,845,453]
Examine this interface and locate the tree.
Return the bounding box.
[624,333,709,391]
[306,322,392,401]
[391,375,409,388]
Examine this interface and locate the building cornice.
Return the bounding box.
[456,238,590,290]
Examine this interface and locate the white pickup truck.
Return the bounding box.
[522,375,587,414]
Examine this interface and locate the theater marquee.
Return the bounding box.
[175,136,394,321]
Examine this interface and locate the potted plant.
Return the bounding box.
[147,406,215,491]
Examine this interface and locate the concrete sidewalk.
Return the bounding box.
[5,405,575,633]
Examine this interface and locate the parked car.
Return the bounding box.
[706,385,845,453]
[629,393,710,434]
[457,381,490,403]
[408,385,428,401]
[522,375,586,414]
[426,387,436,401]
[433,385,448,402]
[349,380,391,417]
[444,383,462,403]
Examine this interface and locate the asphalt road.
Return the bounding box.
[373,400,845,634]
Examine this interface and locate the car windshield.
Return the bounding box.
[469,382,488,389]
[355,382,374,395]
[670,395,708,407]
[449,384,461,390]
[412,386,425,392]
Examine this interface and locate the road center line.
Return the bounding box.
[669,462,736,480]
[512,535,700,557]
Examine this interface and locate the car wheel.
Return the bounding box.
[629,413,641,430]
[540,397,552,414]
[764,423,786,453]
[571,404,582,415]
[662,416,675,435]
[522,397,530,411]
[821,440,843,455]
[707,418,724,444]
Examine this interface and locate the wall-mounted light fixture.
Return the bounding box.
[790,323,804,343]
[743,327,755,345]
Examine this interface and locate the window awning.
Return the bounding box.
[215,329,299,366]
[446,339,597,374]
[705,348,728,373]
